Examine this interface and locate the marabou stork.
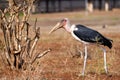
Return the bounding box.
[49,18,112,75]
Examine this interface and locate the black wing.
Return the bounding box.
[73,25,112,49]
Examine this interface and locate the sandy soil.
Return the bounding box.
[0,10,120,80]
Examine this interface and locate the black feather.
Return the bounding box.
[73,24,112,49]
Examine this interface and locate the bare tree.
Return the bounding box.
[0,0,50,70]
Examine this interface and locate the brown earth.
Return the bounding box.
[0,10,120,80]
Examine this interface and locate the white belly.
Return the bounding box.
[70,25,89,44]
[71,31,89,44]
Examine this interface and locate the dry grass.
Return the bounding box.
[0,10,120,80]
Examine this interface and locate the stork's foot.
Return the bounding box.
[105,70,109,75]
[105,70,108,74]
[100,69,109,75]
[77,73,85,77]
[104,67,108,74]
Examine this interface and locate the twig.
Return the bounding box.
[29,19,40,57]
[37,49,51,58]
[31,49,51,64]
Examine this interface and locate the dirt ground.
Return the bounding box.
[0,10,120,80]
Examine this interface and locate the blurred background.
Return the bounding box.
[0,0,120,80]
[0,0,120,13]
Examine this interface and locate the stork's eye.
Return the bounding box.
[61,19,67,22]
[64,19,67,22]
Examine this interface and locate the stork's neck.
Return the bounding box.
[64,26,71,33]
[64,21,71,33]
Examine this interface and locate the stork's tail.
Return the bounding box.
[103,38,113,49]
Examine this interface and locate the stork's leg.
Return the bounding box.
[81,45,88,75]
[100,47,108,73]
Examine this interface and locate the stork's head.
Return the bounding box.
[49,18,70,34]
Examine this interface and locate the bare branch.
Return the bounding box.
[29,19,40,57]
[29,36,39,57]
[31,49,51,64]
[0,0,51,70]
[37,49,51,58]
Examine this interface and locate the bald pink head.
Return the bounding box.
[49,18,71,34]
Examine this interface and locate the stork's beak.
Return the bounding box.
[49,22,63,34]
